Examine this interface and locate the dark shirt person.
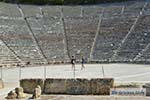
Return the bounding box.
[71,56,76,69]
[81,56,85,70]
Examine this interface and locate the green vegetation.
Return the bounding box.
[0,0,132,5]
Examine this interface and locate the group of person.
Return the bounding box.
[71,56,85,70]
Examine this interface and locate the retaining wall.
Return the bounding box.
[20,78,114,95]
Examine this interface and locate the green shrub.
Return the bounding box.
[0,0,132,5]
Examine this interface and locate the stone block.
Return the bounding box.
[143,83,150,96]
[66,78,91,95]
[6,90,17,99]
[146,88,150,96]
[15,87,26,99]
[20,79,44,94]
[44,78,66,94]
[32,85,42,99]
[91,78,114,95]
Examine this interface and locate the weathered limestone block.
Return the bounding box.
[0,79,4,89]
[91,78,114,95]
[44,78,66,94]
[15,87,26,99]
[66,78,91,95]
[143,83,150,96]
[6,90,17,99]
[32,85,41,99]
[146,88,150,96]
[20,79,44,94]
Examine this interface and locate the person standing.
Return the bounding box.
[71,56,76,69]
[81,56,85,70]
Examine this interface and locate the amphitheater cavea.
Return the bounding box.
[0,0,150,99]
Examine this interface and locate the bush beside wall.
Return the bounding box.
[0,0,132,5]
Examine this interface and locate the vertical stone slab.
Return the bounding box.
[66,78,91,95]
[146,88,150,96]
[91,78,114,95]
[143,83,150,96]
[44,78,66,94]
[20,79,44,94]
[0,79,4,89]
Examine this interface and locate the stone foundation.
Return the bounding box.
[20,78,114,95]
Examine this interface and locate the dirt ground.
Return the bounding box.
[1,94,150,100]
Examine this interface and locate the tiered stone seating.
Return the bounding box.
[27,17,69,62]
[64,16,99,60]
[21,5,41,18]
[42,6,61,18]
[0,2,21,18]
[62,6,81,17]
[123,1,146,17]
[83,6,103,17]
[138,45,150,61]
[0,19,46,64]
[143,3,150,15]
[103,6,122,18]
[92,15,136,61]
[0,1,150,65]
[115,15,150,61]
[0,40,19,66]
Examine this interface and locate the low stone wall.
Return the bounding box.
[0,79,4,89]
[20,79,44,94]
[20,78,114,95]
[44,78,66,94]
